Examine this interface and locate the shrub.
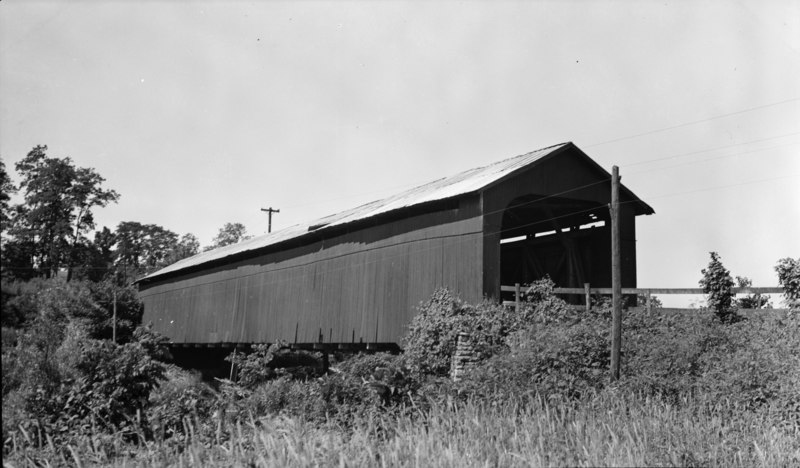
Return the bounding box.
[1,278,46,328]
[66,335,166,429]
[87,279,144,342]
[237,372,379,427]
[460,313,610,402]
[735,276,771,309]
[3,322,168,451]
[401,289,467,377]
[699,252,738,323]
[402,279,571,378]
[147,365,217,441]
[698,312,800,414]
[335,352,401,381]
[622,308,724,401]
[0,278,144,341]
[622,306,800,429]
[519,277,574,323]
[226,341,323,389]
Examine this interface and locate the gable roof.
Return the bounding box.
[139,142,653,282]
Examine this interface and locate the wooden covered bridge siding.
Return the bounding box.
[139,197,485,345]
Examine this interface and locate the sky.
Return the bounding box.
[1,0,798,306]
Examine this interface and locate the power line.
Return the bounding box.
[620,130,800,167]
[627,141,800,176]
[585,96,800,148]
[644,173,799,200]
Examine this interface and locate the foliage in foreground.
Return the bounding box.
[2,323,168,447]
[3,277,800,466]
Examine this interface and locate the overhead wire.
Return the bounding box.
[584,96,800,148]
[619,130,800,167]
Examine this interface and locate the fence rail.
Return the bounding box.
[501,283,784,312]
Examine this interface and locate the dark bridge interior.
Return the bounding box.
[500,195,612,291]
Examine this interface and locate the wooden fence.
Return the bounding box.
[501,283,785,313]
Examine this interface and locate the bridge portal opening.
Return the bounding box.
[499,195,612,300]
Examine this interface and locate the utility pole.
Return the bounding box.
[610,165,622,381]
[261,207,280,233]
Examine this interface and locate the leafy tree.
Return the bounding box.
[164,233,200,265]
[9,146,119,279]
[81,226,118,282]
[699,252,737,323]
[0,157,17,234]
[205,222,251,251]
[115,221,176,276]
[114,221,198,280]
[0,210,37,281]
[775,257,800,310]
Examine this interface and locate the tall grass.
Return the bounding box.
[6,390,797,467]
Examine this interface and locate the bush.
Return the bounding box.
[1,278,47,328]
[235,372,380,427]
[147,365,217,441]
[622,308,724,401]
[735,276,771,309]
[698,312,800,414]
[226,341,324,389]
[65,335,166,429]
[0,278,144,341]
[3,322,168,451]
[401,288,468,377]
[402,279,571,378]
[459,313,610,402]
[622,306,800,430]
[87,279,144,342]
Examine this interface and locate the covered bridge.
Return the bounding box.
[138,142,654,349]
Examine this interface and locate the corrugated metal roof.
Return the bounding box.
[140,142,634,282]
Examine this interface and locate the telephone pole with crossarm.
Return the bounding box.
[261,207,280,233]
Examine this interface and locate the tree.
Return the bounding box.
[115,222,177,279]
[113,222,199,281]
[699,252,737,323]
[0,157,17,234]
[205,222,251,251]
[775,257,800,310]
[68,227,117,282]
[11,146,119,279]
[163,233,200,266]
